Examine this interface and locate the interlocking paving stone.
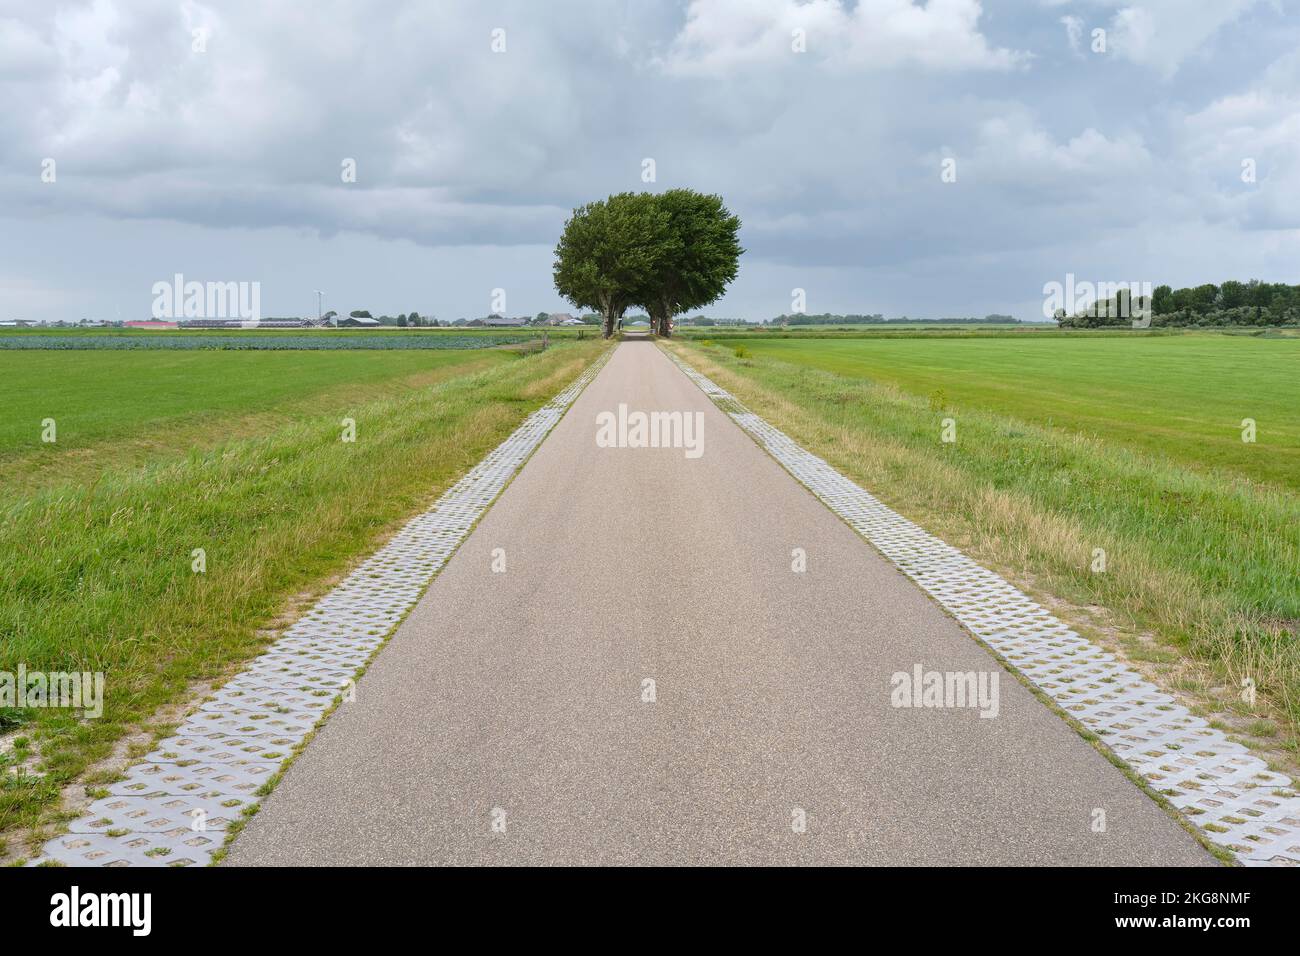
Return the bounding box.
[665,348,1300,867]
[31,349,612,867]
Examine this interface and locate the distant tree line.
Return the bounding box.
[769,313,1021,326]
[1058,280,1300,328]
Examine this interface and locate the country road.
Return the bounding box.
[226,337,1210,866]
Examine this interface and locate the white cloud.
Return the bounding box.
[1107,0,1262,76]
[1061,14,1084,55]
[1182,47,1300,229]
[663,0,1026,74]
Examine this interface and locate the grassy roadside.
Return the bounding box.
[0,349,513,496]
[710,332,1300,491]
[664,339,1300,762]
[0,339,608,843]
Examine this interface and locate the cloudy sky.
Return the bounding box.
[2,0,1297,322]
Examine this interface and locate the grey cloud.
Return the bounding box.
[1,0,1298,323]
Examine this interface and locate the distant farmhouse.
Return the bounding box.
[483,315,528,327]
[546,312,583,326]
[338,315,381,327]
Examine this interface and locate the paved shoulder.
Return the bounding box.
[227,339,1211,866]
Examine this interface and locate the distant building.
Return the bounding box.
[546,312,575,326]
[484,315,528,327]
[176,318,310,329]
[179,318,245,329]
[125,320,178,330]
[338,316,381,328]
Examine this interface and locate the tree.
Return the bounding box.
[1151,285,1173,315]
[553,193,672,338]
[349,310,372,318]
[1188,283,1219,315]
[633,189,743,338]
[1219,280,1247,310]
[397,314,408,327]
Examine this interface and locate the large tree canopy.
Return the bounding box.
[552,193,670,339]
[633,190,743,337]
[553,190,742,339]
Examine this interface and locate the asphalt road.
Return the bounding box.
[227,338,1211,866]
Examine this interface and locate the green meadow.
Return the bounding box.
[0,339,607,849]
[0,348,511,487]
[729,332,1300,491]
[669,331,1300,758]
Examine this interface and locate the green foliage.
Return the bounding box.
[631,189,743,335]
[553,189,742,338]
[553,193,672,337]
[1061,279,1300,328]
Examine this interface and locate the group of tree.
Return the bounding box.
[1058,280,1300,329]
[553,189,744,338]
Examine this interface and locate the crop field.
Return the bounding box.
[667,332,1300,755]
[0,334,537,350]
[0,338,607,846]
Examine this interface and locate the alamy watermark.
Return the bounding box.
[1042,273,1152,328]
[151,273,261,322]
[595,404,704,459]
[1,665,104,719]
[890,665,999,718]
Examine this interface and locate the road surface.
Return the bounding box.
[227,338,1210,865]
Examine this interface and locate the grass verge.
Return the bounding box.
[665,339,1300,763]
[0,340,608,842]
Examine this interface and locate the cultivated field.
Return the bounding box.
[667,331,1300,759]
[0,337,607,849]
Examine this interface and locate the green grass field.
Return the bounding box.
[727,332,1300,490]
[668,332,1300,759]
[0,339,607,848]
[0,349,513,451]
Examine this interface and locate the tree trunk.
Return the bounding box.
[602,310,615,339]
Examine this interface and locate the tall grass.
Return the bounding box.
[0,341,606,838]
[669,341,1300,750]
